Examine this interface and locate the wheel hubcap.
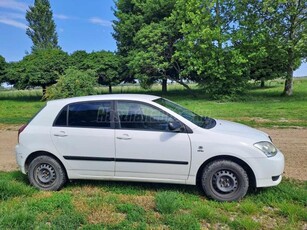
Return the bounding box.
[35,163,56,186]
[212,170,238,193]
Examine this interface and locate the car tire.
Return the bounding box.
[201,160,249,201]
[28,155,67,191]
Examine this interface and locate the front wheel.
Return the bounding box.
[201,160,249,201]
[28,155,67,191]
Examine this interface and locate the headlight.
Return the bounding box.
[254,141,278,157]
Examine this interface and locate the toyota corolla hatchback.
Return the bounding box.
[16,94,284,201]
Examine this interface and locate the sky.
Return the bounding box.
[0,0,306,77]
[0,0,116,61]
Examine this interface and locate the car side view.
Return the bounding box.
[16,94,285,201]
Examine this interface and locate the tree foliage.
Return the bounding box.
[114,0,195,93]
[172,0,248,98]
[113,0,306,97]
[69,50,90,71]
[237,0,306,93]
[113,0,248,97]
[44,68,97,100]
[5,49,68,92]
[86,51,121,93]
[69,51,121,93]
[0,55,7,84]
[26,0,59,51]
[264,0,307,95]
[128,21,172,90]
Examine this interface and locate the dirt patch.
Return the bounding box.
[1,128,306,181]
[260,128,307,181]
[0,130,18,171]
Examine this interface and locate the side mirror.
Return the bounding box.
[168,121,183,132]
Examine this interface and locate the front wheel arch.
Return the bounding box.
[196,155,256,189]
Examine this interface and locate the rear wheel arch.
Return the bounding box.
[196,155,256,189]
[25,151,67,177]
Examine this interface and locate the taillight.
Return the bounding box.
[18,124,27,143]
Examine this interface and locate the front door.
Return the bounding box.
[115,101,191,181]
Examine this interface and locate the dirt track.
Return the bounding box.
[0,127,306,181]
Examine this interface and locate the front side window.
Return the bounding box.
[154,98,216,129]
[54,101,112,128]
[117,101,175,131]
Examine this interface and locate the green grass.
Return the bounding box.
[155,191,183,214]
[0,89,44,125]
[0,171,306,229]
[0,78,307,127]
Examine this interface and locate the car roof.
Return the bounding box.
[47,94,161,105]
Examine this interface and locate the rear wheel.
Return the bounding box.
[28,155,67,191]
[201,160,249,201]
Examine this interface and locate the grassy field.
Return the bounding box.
[0,171,306,229]
[1,78,307,127]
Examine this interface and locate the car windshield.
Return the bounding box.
[154,98,206,127]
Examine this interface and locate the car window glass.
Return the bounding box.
[117,101,175,131]
[54,106,68,126]
[68,101,111,128]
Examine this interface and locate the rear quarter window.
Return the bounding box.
[53,106,68,126]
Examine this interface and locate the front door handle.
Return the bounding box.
[54,131,68,137]
[116,134,131,140]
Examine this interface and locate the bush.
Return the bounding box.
[44,68,97,100]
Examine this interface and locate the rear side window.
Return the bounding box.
[53,101,112,128]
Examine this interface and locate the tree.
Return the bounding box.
[234,3,286,88]
[3,61,24,88]
[128,22,171,92]
[128,18,193,93]
[5,49,68,94]
[236,0,306,95]
[0,55,7,84]
[44,68,97,100]
[268,0,307,95]
[174,0,248,98]
[26,0,59,51]
[68,50,122,93]
[113,0,144,85]
[85,51,121,93]
[114,0,193,93]
[69,50,90,71]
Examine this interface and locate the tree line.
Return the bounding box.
[0,0,306,99]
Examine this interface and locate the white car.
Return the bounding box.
[16,94,284,201]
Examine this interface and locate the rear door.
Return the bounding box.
[51,101,115,177]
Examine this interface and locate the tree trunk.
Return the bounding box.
[42,85,46,96]
[283,48,294,96]
[283,13,295,96]
[283,67,293,96]
[260,78,265,88]
[162,78,167,94]
[109,84,112,94]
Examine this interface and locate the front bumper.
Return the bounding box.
[248,150,285,188]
